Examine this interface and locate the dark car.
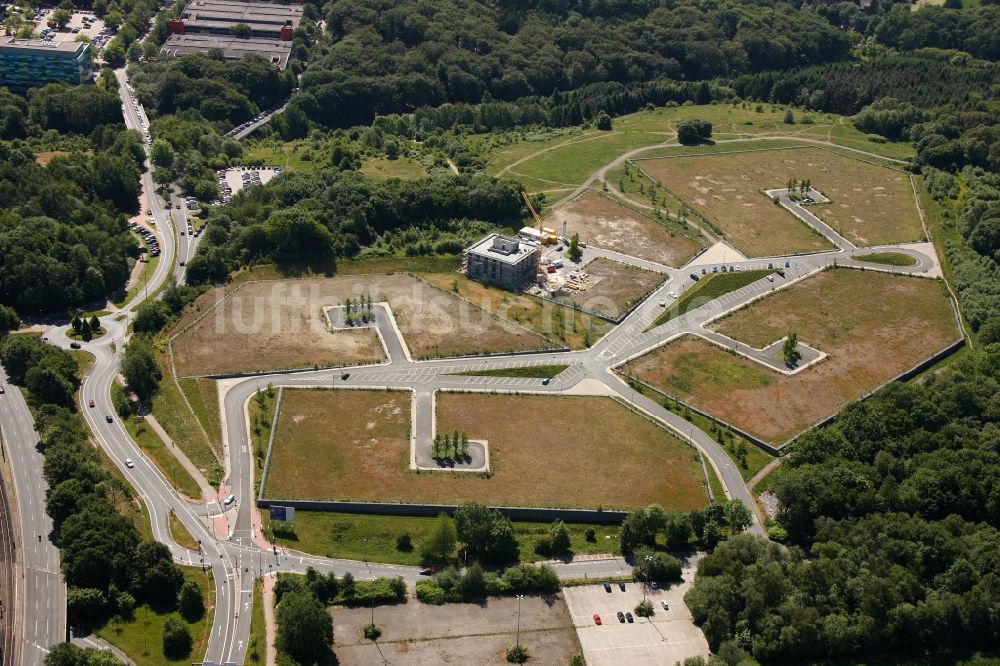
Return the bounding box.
[105,415,113,423]
[603,582,612,593]
[341,372,350,381]
[618,582,626,591]
[777,269,786,278]
[689,272,700,281]
[625,612,634,623]
[70,342,81,349]
[419,566,437,576]
[617,611,625,623]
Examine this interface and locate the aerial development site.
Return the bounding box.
[0,0,998,665]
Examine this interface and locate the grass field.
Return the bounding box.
[115,255,160,307]
[562,257,665,319]
[152,353,223,486]
[263,511,624,564]
[96,567,213,666]
[121,402,203,499]
[169,512,200,551]
[263,389,709,510]
[172,274,553,373]
[419,273,608,349]
[637,146,922,256]
[241,142,322,172]
[626,269,960,443]
[647,270,771,329]
[447,364,569,378]
[360,156,428,180]
[854,252,918,267]
[484,105,914,200]
[546,191,701,266]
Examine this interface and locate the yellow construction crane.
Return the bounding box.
[521,191,557,244]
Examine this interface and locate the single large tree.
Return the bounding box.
[121,335,161,402]
[275,589,333,664]
[421,512,457,564]
[783,332,802,367]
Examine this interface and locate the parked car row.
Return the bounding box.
[130,221,159,257]
[223,106,283,137]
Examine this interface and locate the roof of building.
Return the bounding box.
[0,36,89,58]
[466,234,538,265]
[181,0,302,30]
[162,33,291,67]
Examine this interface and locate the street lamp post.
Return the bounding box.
[515,594,524,650]
[643,555,652,603]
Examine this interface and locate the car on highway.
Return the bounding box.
[661,601,669,610]
[125,458,134,468]
[105,415,113,423]
[625,612,634,623]
[89,399,95,408]
[179,261,186,266]
[593,613,602,625]
[617,611,625,623]
[604,582,612,593]
[180,230,185,236]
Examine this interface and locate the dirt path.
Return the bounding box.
[747,457,783,492]
[262,574,277,666]
[143,413,218,501]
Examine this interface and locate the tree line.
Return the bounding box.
[684,344,1000,663]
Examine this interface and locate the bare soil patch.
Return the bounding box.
[171,274,554,375]
[561,256,665,319]
[548,192,700,266]
[626,269,959,443]
[639,147,922,256]
[264,391,709,510]
[332,593,581,666]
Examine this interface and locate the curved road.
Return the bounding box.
[10,83,943,665]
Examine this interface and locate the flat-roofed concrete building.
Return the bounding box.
[169,0,303,40]
[0,36,92,88]
[161,33,291,68]
[464,234,539,291]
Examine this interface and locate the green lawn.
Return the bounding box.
[262,511,625,565]
[647,270,772,330]
[249,387,279,496]
[854,252,918,267]
[241,142,322,172]
[360,156,428,180]
[248,579,267,664]
[446,364,569,378]
[96,567,214,666]
[115,255,160,307]
[177,378,223,461]
[152,353,223,487]
[121,407,203,500]
[169,512,200,551]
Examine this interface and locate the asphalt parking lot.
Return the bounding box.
[563,555,709,666]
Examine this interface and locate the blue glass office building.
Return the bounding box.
[0,37,93,88]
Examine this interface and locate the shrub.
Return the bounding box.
[395,532,413,552]
[162,617,193,659]
[415,580,447,605]
[178,580,204,621]
[676,118,713,145]
[635,599,654,618]
[506,645,530,663]
[363,624,382,641]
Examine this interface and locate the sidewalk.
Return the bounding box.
[142,413,217,502]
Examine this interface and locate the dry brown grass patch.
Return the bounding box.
[264,390,709,511]
[627,269,960,443]
[561,257,665,319]
[638,147,922,256]
[547,192,700,267]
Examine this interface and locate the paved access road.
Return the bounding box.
[14,76,945,665]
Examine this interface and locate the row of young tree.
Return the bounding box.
[684,344,1000,663]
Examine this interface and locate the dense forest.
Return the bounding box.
[685,345,1000,663]
[0,77,142,316]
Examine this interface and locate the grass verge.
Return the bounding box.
[248,578,267,664]
[168,512,200,551]
[96,566,214,666]
[262,510,624,565]
[120,400,203,500]
[248,386,279,496]
[853,252,918,267]
[446,364,569,378]
[647,270,772,330]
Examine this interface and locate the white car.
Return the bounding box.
[125,458,134,468]
[658,300,666,307]
[668,291,678,299]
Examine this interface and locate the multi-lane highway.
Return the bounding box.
[0,67,946,665]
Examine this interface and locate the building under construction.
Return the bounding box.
[464,234,540,291]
